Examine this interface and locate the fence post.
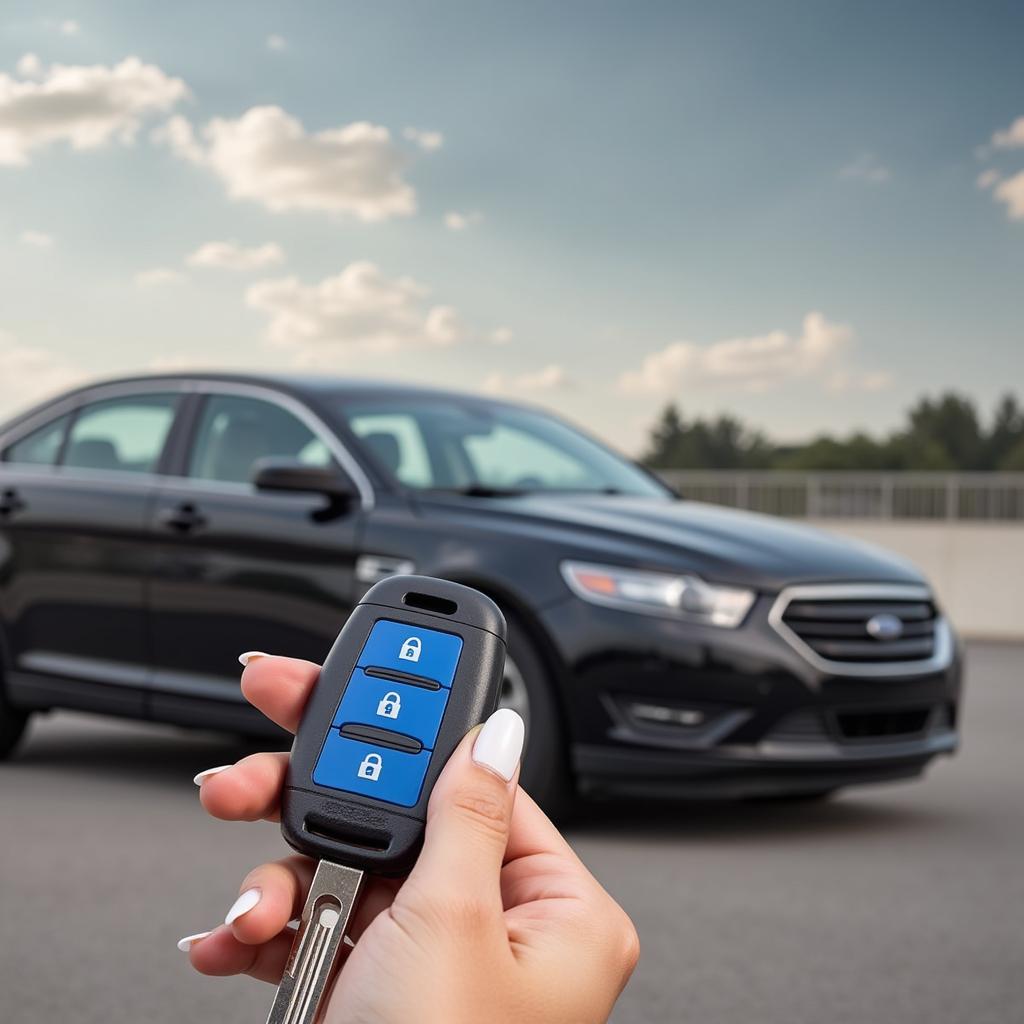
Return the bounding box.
[737,474,749,511]
[946,475,957,521]
[881,475,894,519]
[807,474,822,517]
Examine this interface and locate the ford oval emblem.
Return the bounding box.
[866,613,903,641]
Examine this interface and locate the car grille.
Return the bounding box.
[781,597,938,663]
[768,584,952,675]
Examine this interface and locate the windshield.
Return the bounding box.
[335,395,669,498]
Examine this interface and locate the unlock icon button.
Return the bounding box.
[377,691,401,719]
[332,670,451,750]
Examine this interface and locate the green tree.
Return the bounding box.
[987,394,1024,469]
[642,405,772,469]
[898,393,984,469]
[641,391,1024,472]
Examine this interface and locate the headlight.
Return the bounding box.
[560,560,755,628]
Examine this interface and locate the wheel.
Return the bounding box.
[496,614,572,817]
[0,664,30,760]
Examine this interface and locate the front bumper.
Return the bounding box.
[537,592,963,798]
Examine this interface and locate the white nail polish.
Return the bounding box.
[472,708,525,782]
[238,651,268,666]
[193,765,231,786]
[225,888,261,925]
[177,930,212,952]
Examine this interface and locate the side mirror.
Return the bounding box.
[251,458,357,500]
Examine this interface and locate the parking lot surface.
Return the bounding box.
[1,642,1019,1024]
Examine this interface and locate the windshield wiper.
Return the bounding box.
[430,485,529,498]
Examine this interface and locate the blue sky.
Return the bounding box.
[1,0,1022,452]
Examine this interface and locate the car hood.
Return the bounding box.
[443,494,925,591]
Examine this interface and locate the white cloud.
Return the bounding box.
[993,171,1024,220]
[151,114,204,164]
[482,365,570,395]
[19,229,53,248]
[489,327,513,345]
[58,19,80,36]
[403,126,443,151]
[444,210,482,231]
[0,330,81,411]
[619,312,862,395]
[186,240,285,271]
[15,53,42,78]
[134,267,186,288]
[839,153,890,184]
[0,55,188,166]
[266,34,288,52]
[159,106,418,221]
[976,168,1001,190]
[992,116,1024,150]
[246,261,465,362]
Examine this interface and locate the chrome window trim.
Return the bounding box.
[767,582,955,678]
[0,378,197,452]
[0,378,375,510]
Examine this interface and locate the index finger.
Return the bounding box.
[241,655,321,733]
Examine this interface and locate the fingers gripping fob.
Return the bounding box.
[281,576,507,875]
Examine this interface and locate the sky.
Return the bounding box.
[0,0,1022,454]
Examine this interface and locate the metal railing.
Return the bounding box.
[657,471,1024,521]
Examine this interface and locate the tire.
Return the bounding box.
[497,614,572,817]
[0,664,30,760]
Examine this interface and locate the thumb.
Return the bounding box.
[405,708,525,911]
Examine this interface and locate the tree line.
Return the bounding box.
[641,392,1024,472]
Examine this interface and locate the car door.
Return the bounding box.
[0,388,181,717]
[147,386,366,722]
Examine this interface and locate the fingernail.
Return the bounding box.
[177,930,212,952]
[193,765,231,786]
[225,888,261,925]
[238,651,268,667]
[472,708,525,782]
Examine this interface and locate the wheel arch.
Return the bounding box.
[440,572,572,717]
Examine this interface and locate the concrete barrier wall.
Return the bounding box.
[807,520,1024,640]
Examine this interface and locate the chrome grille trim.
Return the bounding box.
[768,583,955,678]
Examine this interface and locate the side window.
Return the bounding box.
[348,413,433,487]
[63,395,178,474]
[3,414,71,466]
[189,395,333,485]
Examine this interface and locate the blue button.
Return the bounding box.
[357,619,463,687]
[332,670,450,750]
[313,733,431,808]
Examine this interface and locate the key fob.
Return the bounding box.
[281,576,507,876]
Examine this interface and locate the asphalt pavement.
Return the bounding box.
[1,642,1019,1024]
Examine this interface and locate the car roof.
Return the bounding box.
[0,370,536,438]
[47,370,520,406]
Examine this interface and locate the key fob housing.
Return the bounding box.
[281,576,507,875]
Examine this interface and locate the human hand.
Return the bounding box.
[180,654,639,1024]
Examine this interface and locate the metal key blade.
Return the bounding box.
[266,860,365,1024]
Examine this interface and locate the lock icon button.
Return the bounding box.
[358,620,463,687]
[377,691,401,719]
[399,636,422,662]
[332,671,451,750]
[357,752,383,781]
[315,734,433,807]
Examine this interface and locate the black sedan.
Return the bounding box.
[0,373,961,809]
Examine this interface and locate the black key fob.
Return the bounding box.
[281,576,507,876]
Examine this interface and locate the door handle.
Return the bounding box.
[0,488,25,518]
[159,502,207,533]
